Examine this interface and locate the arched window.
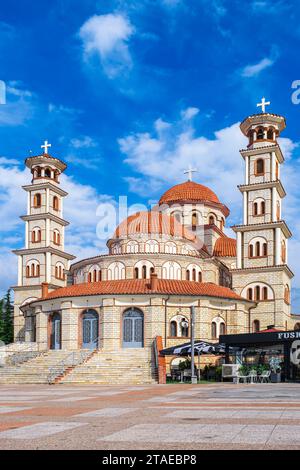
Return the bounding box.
[255,241,260,257]
[26,260,40,278]
[220,322,226,336]
[267,128,274,140]
[186,264,202,282]
[134,267,139,279]
[55,262,65,280]
[142,265,147,279]
[249,237,268,258]
[255,158,265,175]
[247,288,253,301]
[45,168,51,178]
[170,321,177,337]
[171,211,181,223]
[252,320,260,333]
[262,286,268,300]
[107,262,126,280]
[162,261,181,280]
[36,167,42,178]
[33,193,42,208]
[211,322,217,339]
[255,285,260,301]
[257,128,264,140]
[276,161,279,179]
[32,227,41,243]
[145,240,159,253]
[192,212,198,231]
[209,215,215,225]
[253,202,258,216]
[261,201,265,215]
[88,267,101,283]
[165,242,176,254]
[127,241,138,253]
[53,196,59,211]
[53,229,60,245]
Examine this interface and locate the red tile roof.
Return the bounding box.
[159,181,220,205]
[44,279,245,302]
[113,210,196,241]
[213,236,237,257]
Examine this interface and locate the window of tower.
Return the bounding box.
[45,168,51,178]
[53,229,60,245]
[209,214,216,225]
[257,128,264,140]
[281,240,286,263]
[55,262,65,280]
[267,128,274,140]
[249,237,268,258]
[53,196,59,211]
[191,212,198,231]
[277,201,281,221]
[255,158,265,176]
[33,193,42,208]
[32,227,41,243]
[26,260,40,278]
[276,161,279,179]
[253,199,265,216]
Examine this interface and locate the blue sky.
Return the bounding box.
[1,0,300,309]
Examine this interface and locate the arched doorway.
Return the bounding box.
[82,310,99,349]
[123,308,144,348]
[50,312,61,350]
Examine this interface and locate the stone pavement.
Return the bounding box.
[0,383,300,449]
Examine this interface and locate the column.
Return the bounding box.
[25,221,29,248]
[46,252,51,283]
[46,188,50,212]
[27,191,31,215]
[61,302,76,350]
[46,218,50,246]
[275,227,281,265]
[271,152,276,181]
[245,156,249,184]
[35,307,48,351]
[237,232,242,269]
[243,192,248,225]
[18,256,23,286]
[272,187,277,222]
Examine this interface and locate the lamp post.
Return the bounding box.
[190,306,197,384]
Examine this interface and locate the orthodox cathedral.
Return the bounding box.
[9,104,300,383]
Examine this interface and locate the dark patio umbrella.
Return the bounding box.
[160,340,225,356]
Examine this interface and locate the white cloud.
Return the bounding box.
[79,13,134,78]
[0,82,35,126]
[70,136,97,149]
[0,157,115,295]
[241,57,275,78]
[181,107,199,120]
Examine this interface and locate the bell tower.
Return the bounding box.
[232,100,294,330]
[12,142,76,341]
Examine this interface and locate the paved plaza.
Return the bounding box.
[0,383,300,449]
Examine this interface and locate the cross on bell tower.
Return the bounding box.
[257,97,271,114]
[41,140,52,154]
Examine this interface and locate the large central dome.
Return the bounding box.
[159,181,220,205]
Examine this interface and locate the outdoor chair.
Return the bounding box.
[236,370,249,384]
[259,370,271,383]
[248,370,258,384]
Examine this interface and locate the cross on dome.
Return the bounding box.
[257,97,270,114]
[184,165,198,182]
[41,140,52,154]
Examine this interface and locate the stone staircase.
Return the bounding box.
[0,350,91,384]
[59,348,158,385]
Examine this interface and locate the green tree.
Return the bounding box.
[0,299,4,343]
[2,290,13,344]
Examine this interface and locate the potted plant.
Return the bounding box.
[269,357,281,383]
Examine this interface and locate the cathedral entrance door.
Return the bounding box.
[82,310,99,349]
[123,308,144,348]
